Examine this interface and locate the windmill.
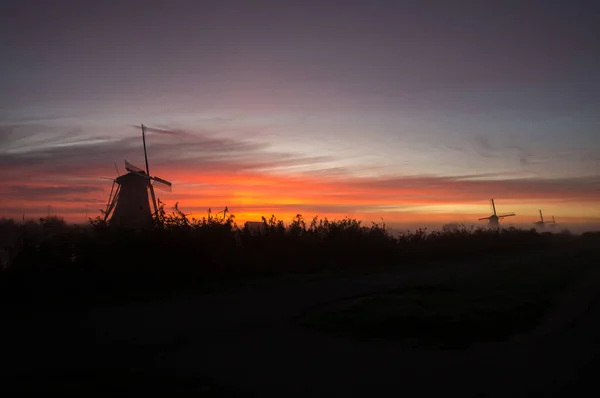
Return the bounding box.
[534,209,546,227]
[478,199,515,227]
[102,124,172,229]
[548,215,557,228]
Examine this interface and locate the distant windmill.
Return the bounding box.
[102,124,172,229]
[534,209,546,227]
[478,199,515,227]
[548,215,557,228]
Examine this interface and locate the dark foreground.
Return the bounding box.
[2,245,600,397]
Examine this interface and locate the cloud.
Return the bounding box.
[460,132,549,169]
[336,174,599,203]
[1,123,598,222]
[0,124,83,149]
[472,134,495,156]
[0,124,334,181]
[161,170,599,216]
[2,185,102,198]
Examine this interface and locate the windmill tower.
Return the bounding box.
[534,209,546,227]
[102,124,172,229]
[478,199,515,227]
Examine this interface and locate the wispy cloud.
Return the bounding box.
[2,184,102,198]
[467,133,545,168]
[0,124,333,180]
[1,124,598,223]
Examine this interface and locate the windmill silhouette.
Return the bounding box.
[102,124,172,229]
[534,209,546,227]
[548,215,557,228]
[478,199,515,227]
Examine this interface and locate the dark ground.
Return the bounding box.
[1,246,599,396]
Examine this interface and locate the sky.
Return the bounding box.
[1,0,599,230]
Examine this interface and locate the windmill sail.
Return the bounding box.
[125,160,146,174]
[498,212,516,218]
[151,176,172,192]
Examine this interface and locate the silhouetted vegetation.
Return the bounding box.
[0,208,597,315]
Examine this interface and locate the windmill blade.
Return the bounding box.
[104,184,120,222]
[104,181,116,220]
[498,213,515,217]
[148,184,159,220]
[478,217,491,220]
[151,176,171,186]
[152,181,172,192]
[124,159,146,174]
[151,176,172,192]
[134,125,174,134]
[100,176,115,181]
[127,169,152,181]
[491,199,497,216]
[141,124,151,177]
[132,124,190,136]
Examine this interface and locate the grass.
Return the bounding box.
[4,364,246,395]
[300,249,597,349]
[0,211,598,316]
[2,311,248,395]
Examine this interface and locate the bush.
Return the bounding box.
[0,207,591,312]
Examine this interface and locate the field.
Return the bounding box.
[1,212,599,395]
[301,246,597,349]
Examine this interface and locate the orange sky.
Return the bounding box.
[3,164,598,231]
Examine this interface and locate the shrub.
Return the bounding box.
[0,207,592,312]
